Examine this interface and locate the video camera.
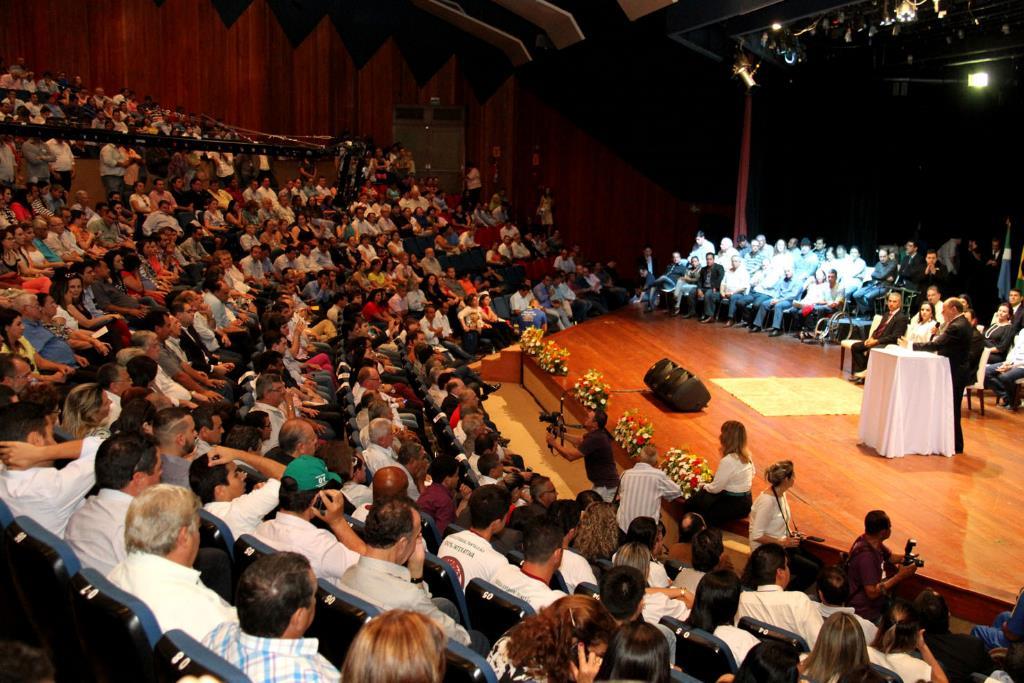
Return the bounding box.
[539,409,567,447]
[902,539,924,568]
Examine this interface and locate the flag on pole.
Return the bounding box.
[1017,238,1024,291]
[998,219,1013,300]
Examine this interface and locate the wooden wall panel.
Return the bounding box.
[0,0,731,262]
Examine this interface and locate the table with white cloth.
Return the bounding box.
[858,345,955,458]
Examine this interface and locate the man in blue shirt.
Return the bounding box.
[30,219,64,264]
[14,293,89,378]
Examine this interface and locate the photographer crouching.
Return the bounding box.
[846,509,921,623]
[544,408,619,502]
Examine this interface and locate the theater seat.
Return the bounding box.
[660,616,738,682]
[198,509,236,562]
[840,314,881,372]
[0,498,32,642]
[672,671,703,683]
[871,663,904,683]
[465,579,534,646]
[71,567,161,682]
[424,553,472,629]
[5,515,89,681]
[232,533,276,588]
[306,579,380,667]
[154,629,248,683]
[737,616,810,653]
[445,639,499,683]
[421,512,444,555]
[574,582,600,599]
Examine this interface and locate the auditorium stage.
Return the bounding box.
[513,306,1021,618]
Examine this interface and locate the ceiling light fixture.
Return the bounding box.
[733,51,760,89]
[968,71,989,88]
[895,0,917,23]
[771,22,782,31]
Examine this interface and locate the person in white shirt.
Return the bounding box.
[490,518,567,612]
[66,434,162,575]
[107,484,238,641]
[188,446,286,542]
[613,542,691,627]
[683,568,761,667]
[252,455,368,590]
[351,464,416,523]
[252,373,289,453]
[673,527,726,595]
[737,542,823,648]
[0,402,103,538]
[748,460,821,592]
[362,417,400,475]
[869,601,949,683]
[438,484,511,590]
[816,565,878,645]
[720,254,751,305]
[616,444,683,532]
[683,420,754,526]
[546,499,598,593]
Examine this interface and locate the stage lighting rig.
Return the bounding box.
[733,51,760,89]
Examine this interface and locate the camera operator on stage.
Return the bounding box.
[544,408,619,502]
[847,509,920,623]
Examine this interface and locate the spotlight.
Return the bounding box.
[896,0,917,22]
[733,52,760,89]
[968,71,989,88]
[771,22,782,31]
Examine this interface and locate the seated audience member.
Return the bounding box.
[726,641,802,683]
[0,401,102,537]
[616,443,682,532]
[984,302,1015,364]
[571,501,620,564]
[189,445,286,541]
[984,326,1024,408]
[622,516,672,588]
[252,455,366,588]
[351,465,410,522]
[65,433,161,575]
[107,484,238,640]
[915,588,994,682]
[852,247,897,314]
[153,406,201,488]
[686,569,761,666]
[613,542,691,626]
[846,510,918,623]
[491,518,568,612]
[801,612,870,683]
[749,460,821,592]
[737,543,823,648]
[907,301,940,343]
[322,442,371,508]
[416,454,470,533]
[684,420,754,526]
[816,565,878,644]
[868,601,949,683]
[674,527,726,594]
[849,291,908,382]
[487,595,617,683]
[668,510,707,564]
[361,416,398,474]
[683,252,724,321]
[595,621,671,682]
[546,499,598,592]
[340,498,478,650]
[600,565,646,624]
[341,610,447,683]
[204,552,340,682]
[751,268,803,335]
[0,641,55,683]
[971,586,1024,650]
[437,484,511,589]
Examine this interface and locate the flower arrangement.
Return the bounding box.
[520,327,545,356]
[661,448,715,501]
[572,369,610,410]
[536,341,570,375]
[612,408,655,458]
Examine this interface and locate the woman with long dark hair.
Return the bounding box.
[0,306,70,383]
[685,569,760,666]
[594,621,670,683]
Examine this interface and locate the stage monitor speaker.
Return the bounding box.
[643,358,711,412]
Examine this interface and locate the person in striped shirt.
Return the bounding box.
[616,444,683,532]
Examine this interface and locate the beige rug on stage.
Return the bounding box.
[710,377,863,417]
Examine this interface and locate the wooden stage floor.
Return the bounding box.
[536,306,1022,607]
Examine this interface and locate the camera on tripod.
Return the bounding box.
[903,539,924,568]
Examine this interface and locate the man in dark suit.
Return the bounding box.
[915,249,948,293]
[908,298,973,454]
[894,239,925,290]
[646,251,687,313]
[684,252,725,320]
[1009,288,1024,337]
[850,291,909,381]
[636,245,657,305]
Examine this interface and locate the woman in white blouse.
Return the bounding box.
[683,420,754,526]
[907,301,940,344]
[749,460,821,592]
[869,601,949,683]
[613,542,692,627]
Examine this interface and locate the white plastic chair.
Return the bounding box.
[840,314,881,372]
[965,346,994,415]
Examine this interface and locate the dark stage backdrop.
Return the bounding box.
[0,0,734,264]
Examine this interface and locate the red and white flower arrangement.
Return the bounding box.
[613,408,655,458]
[572,369,610,410]
[661,448,714,501]
[536,340,570,375]
[520,327,545,356]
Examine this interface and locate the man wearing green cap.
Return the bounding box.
[252,455,367,589]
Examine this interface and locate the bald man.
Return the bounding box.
[351,466,410,522]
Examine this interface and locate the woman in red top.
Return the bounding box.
[361,288,393,327]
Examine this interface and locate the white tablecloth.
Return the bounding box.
[858,346,955,458]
